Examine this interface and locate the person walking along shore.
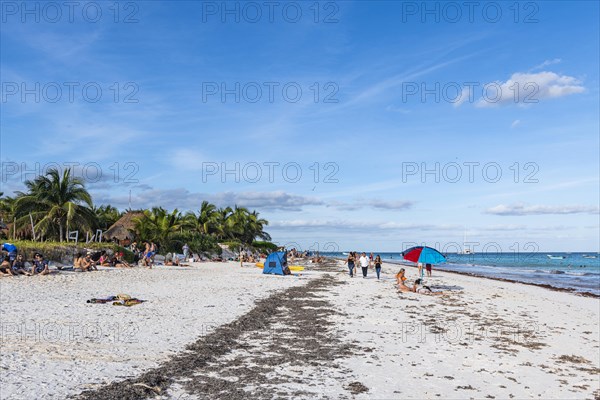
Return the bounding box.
[346,252,355,277]
[359,252,369,278]
[374,255,382,279]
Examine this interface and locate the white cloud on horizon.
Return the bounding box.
[328,199,414,211]
[93,189,324,212]
[269,219,459,231]
[485,203,599,216]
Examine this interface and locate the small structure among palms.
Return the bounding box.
[103,211,144,245]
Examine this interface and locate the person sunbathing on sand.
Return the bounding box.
[31,253,50,276]
[98,251,111,266]
[82,253,98,271]
[395,268,410,291]
[111,252,132,268]
[0,256,13,276]
[408,279,445,296]
[74,253,90,271]
[165,253,180,266]
[11,254,31,276]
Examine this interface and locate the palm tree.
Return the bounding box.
[14,168,95,241]
[93,204,122,230]
[223,205,249,240]
[134,207,183,249]
[213,206,233,240]
[214,206,271,245]
[0,193,15,224]
[247,210,271,242]
[184,200,218,235]
[0,193,15,239]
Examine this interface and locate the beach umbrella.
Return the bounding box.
[401,246,446,265]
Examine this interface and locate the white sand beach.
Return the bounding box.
[1,260,599,399]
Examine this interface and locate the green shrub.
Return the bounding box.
[165,232,221,255]
[220,240,242,253]
[252,241,278,253]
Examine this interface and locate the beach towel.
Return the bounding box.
[87,296,118,304]
[87,294,146,306]
[113,299,146,307]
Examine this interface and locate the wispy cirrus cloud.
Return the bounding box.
[530,58,562,71]
[485,203,599,216]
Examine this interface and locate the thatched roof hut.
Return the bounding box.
[103,211,144,241]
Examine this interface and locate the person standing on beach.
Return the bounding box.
[346,252,355,277]
[359,252,369,278]
[426,263,432,277]
[374,255,382,280]
[418,263,424,278]
[182,243,190,261]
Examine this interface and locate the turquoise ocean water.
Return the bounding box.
[323,252,600,296]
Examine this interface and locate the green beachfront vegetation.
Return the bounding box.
[0,168,275,257]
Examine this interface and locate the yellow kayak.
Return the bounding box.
[255,263,304,271]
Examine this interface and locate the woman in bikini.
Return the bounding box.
[395,268,410,292]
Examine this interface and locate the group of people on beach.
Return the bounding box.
[74,250,134,271]
[0,241,153,277]
[345,252,383,279]
[1,243,50,276]
[345,251,443,295]
[288,248,323,264]
[1,239,217,276]
[128,241,159,268]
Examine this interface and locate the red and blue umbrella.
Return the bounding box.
[401,246,446,264]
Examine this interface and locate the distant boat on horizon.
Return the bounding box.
[547,254,567,260]
[459,229,474,254]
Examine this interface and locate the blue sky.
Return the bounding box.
[1,1,598,252]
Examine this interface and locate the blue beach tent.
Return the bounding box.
[263,251,291,276]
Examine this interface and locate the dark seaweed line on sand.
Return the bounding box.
[75,274,352,400]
